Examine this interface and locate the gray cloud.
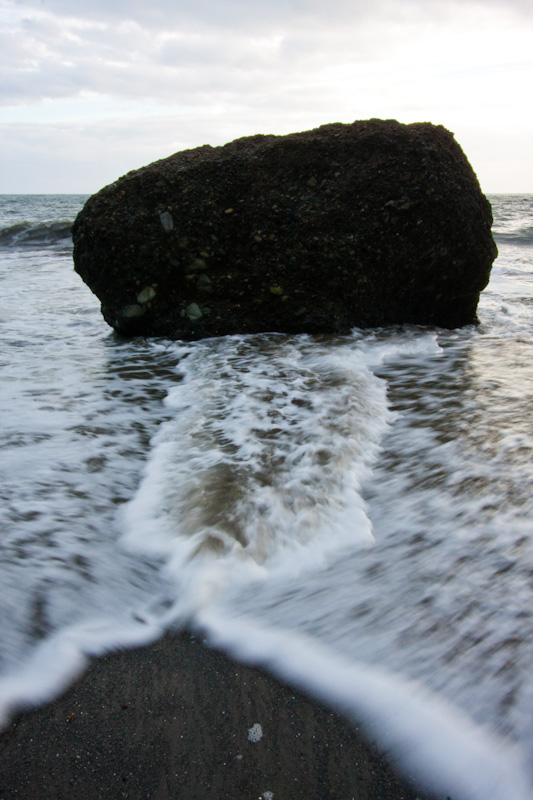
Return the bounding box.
[10,0,533,31]
[1,4,368,106]
[1,0,532,192]
[9,0,376,32]
[2,0,532,108]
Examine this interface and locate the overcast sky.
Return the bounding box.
[1,0,532,193]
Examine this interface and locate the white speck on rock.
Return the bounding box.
[247,723,263,743]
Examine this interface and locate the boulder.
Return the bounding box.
[72,119,497,339]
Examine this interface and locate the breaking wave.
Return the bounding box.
[0,220,73,249]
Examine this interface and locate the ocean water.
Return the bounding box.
[1,193,532,799]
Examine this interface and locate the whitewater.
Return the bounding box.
[0,194,532,799]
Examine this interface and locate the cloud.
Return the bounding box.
[1,0,532,191]
[3,0,530,109]
[8,0,533,29]
[4,0,378,34]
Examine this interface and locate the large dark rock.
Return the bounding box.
[72,119,497,338]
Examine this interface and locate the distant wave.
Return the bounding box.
[0,220,74,249]
[493,225,533,246]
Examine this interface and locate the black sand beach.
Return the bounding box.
[0,633,434,799]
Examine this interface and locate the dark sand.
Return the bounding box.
[0,633,434,799]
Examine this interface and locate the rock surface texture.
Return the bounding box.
[72,119,497,339]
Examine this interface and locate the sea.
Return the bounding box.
[0,193,532,799]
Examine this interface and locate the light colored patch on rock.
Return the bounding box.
[185,302,203,320]
[189,258,207,271]
[122,303,145,318]
[159,211,174,231]
[137,286,157,304]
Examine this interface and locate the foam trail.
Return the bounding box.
[121,334,392,573]
[199,609,532,800]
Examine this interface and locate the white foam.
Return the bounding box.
[198,609,532,800]
[0,616,161,729]
[118,326,533,800]
[247,722,263,743]
[111,330,533,800]
[2,194,532,800]
[121,334,392,582]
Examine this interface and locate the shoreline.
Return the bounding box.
[0,632,433,799]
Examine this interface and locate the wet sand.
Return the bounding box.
[0,633,433,799]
